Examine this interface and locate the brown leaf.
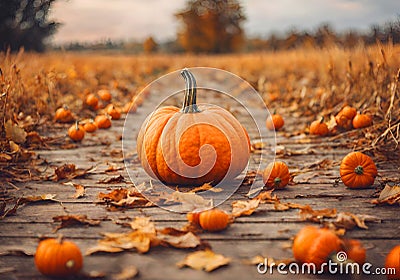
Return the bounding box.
[98,174,125,184]
[128,217,156,234]
[20,194,57,204]
[164,191,213,211]
[177,249,230,272]
[53,215,101,232]
[333,212,380,230]
[5,119,27,144]
[112,266,138,280]
[299,205,337,222]
[97,188,152,209]
[255,190,279,203]
[188,183,222,193]
[0,199,21,219]
[231,199,260,217]
[51,163,96,181]
[372,184,400,205]
[63,182,85,199]
[157,227,201,249]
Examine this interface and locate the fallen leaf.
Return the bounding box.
[231,199,260,217]
[128,217,156,234]
[98,188,152,209]
[51,163,96,181]
[20,194,57,204]
[85,244,124,255]
[0,246,35,256]
[255,190,279,203]
[333,212,380,230]
[112,266,138,280]
[53,215,101,232]
[299,205,337,222]
[177,249,230,272]
[372,184,400,205]
[165,191,213,211]
[63,182,86,199]
[157,227,201,249]
[81,270,107,279]
[5,119,27,144]
[98,174,125,184]
[188,183,222,193]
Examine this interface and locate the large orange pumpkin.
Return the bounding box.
[293,226,342,269]
[137,69,250,186]
[35,237,83,277]
[340,152,377,188]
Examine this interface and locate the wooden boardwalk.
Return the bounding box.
[1,76,399,280]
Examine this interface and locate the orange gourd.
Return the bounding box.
[266,113,284,131]
[106,104,121,120]
[385,245,400,280]
[293,226,342,269]
[55,106,74,123]
[97,89,112,102]
[340,106,357,120]
[335,106,356,131]
[95,114,112,129]
[82,119,97,133]
[35,237,83,277]
[352,113,372,129]
[262,161,290,189]
[187,211,202,225]
[340,152,377,188]
[343,239,366,264]
[123,101,137,113]
[85,93,99,109]
[68,122,85,142]
[310,117,329,136]
[137,69,250,186]
[199,209,230,232]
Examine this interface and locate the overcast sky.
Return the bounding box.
[50,0,399,44]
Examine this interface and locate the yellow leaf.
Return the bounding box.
[177,249,230,272]
[231,199,260,217]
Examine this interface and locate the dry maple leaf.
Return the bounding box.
[52,215,101,232]
[63,182,85,199]
[98,174,125,184]
[157,227,202,249]
[372,184,400,205]
[51,163,96,181]
[187,183,222,193]
[333,212,381,230]
[112,266,138,280]
[177,249,230,272]
[128,217,156,234]
[231,199,260,217]
[97,188,152,209]
[299,205,337,222]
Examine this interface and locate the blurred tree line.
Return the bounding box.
[1,0,400,53]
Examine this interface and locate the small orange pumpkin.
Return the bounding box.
[266,113,284,131]
[68,122,85,142]
[133,95,144,107]
[35,237,83,277]
[85,93,99,110]
[385,245,400,280]
[199,208,230,232]
[339,106,357,120]
[343,239,366,264]
[335,106,356,131]
[55,106,74,123]
[137,69,250,186]
[106,104,121,120]
[95,114,112,129]
[97,89,112,102]
[262,161,290,189]
[187,211,202,225]
[293,226,342,269]
[352,113,372,129]
[123,101,137,114]
[82,119,97,133]
[310,117,329,136]
[340,151,377,188]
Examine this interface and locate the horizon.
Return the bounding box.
[50,0,399,45]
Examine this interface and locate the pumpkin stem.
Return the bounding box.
[56,234,64,244]
[181,68,200,113]
[319,116,325,124]
[75,121,79,131]
[273,177,282,187]
[354,165,364,175]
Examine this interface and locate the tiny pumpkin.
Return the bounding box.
[199,208,230,232]
[385,245,400,280]
[106,104,121,120]
[262,161,290,189]
[335,107,355,130]
[343,239,366,264]
[95,114,112,129]
[292,226,342,269]
[310,117,329,136]
[123,101,137,114]
[186,211,202,225]
[35,237,83,277]
[339,105,357,120]
[266,113,284,131]
[83,119,97,133]
[55,105,74,123]
[352,113,372,129]
[68,122,85,142]
[85,93,99,109]
[340,151,377,188]
[97,89,112,102]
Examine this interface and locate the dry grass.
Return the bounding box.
[0,44,399,181]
